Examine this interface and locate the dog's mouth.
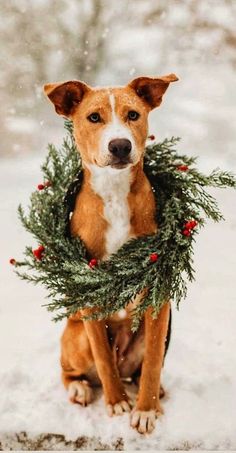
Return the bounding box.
[109,158,132,170]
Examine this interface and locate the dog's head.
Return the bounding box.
[44,74,178,170]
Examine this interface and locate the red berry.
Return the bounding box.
[190,220,198,229]
[33,245,45,260]
[177,165,188,172]
[9,258,16,265]
[148,134,155,140]
[89,258,98,268]
[37,184,45,190]
[150,252,159,263]
[184,220,198,230]
[182,229,191,237]
[33,249,40,259]
[184,221,193,230]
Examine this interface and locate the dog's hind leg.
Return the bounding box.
[60,317,98,406]
[62,374,94,406]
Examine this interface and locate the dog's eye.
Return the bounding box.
[87,112,101,123]
[128,110,140,121]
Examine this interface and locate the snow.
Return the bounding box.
[1,1,236,447]
[0,137,236,450]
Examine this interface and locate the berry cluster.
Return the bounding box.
[182,220,198,237]
[33,245,45,260]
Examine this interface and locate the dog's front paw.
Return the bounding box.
[106,399,132,417]
[68,380,93,406]
[130,406,163,434]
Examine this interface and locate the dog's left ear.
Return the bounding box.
[128,74,179,109]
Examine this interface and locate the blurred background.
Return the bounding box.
[1,0,236,168]
[1,1,236,449]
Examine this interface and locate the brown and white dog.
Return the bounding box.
[44,73,178,434]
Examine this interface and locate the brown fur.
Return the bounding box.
[70,167,108,259]
[44,74,178,433]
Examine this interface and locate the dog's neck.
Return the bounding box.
[83,161,143,258]
[70,157,156,260]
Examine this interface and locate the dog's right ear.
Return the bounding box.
[43,80,91,117]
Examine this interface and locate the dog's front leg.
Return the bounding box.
[130,302,170,434]
[82,308,132,416]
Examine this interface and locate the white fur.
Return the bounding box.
[68,380,93,405]
[99,93,135,161]
[88,164,131,259]
[130,409,158,434]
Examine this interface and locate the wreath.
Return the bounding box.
[12,121,236,329]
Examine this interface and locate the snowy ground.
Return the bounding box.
[1,63,236,450]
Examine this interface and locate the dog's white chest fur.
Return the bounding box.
[89,165,131,258]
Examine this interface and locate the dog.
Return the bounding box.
[44,73,178,434]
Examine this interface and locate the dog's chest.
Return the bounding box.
[89,166,131,258]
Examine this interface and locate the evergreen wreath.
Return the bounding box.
[12,120,236,329]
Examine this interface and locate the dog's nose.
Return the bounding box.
[108,139,132,158]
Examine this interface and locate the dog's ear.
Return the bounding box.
[128,74,178,109]
[43,80,91,117]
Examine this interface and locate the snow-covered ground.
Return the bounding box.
[1,62,236,450]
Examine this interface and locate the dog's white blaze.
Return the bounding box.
[109,93,116,120]
[88,163,131,259]
[87,92,134,259]
[99,93,135,157]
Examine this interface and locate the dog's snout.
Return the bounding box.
[108,139,132,159]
